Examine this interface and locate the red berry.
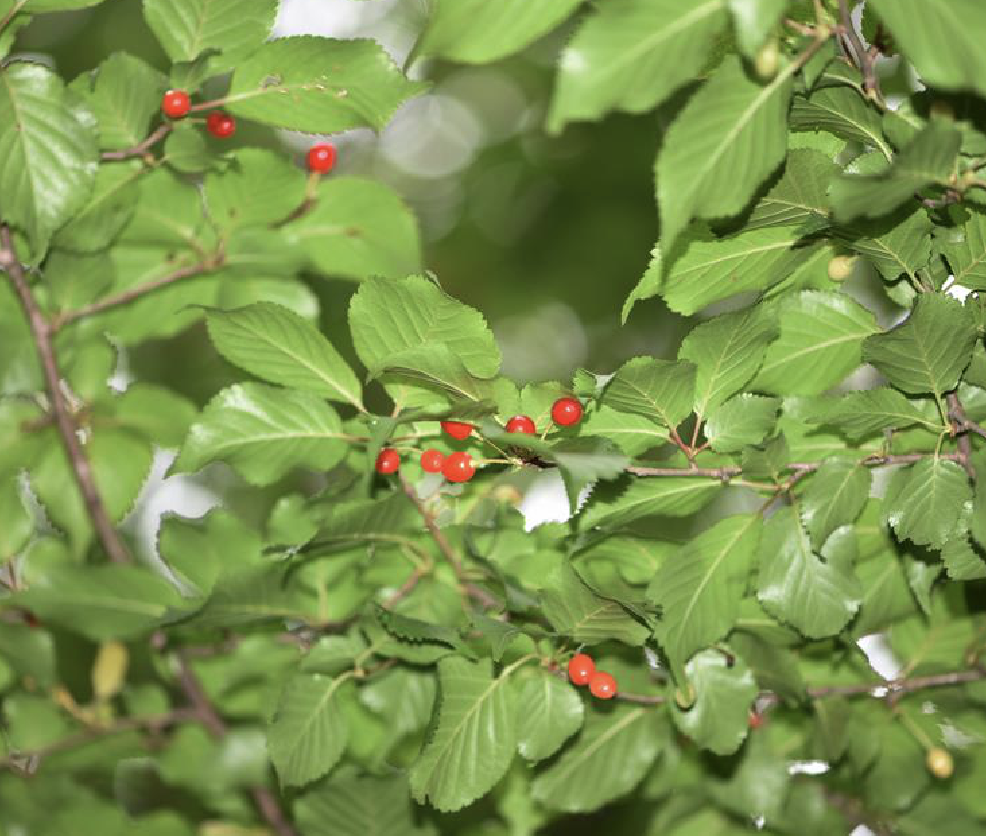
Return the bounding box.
[206,111,236,138]
[551,397,583,427]
[375,448,400,474]
[588,671,617,700]
[749,711,763,729]
[307,143,337,173]
[505,415,536,434]
[441,420,473,441]
[420,448,444,473]
[567,653,595,686]
[161,89,191,119]
[442,451,475,483]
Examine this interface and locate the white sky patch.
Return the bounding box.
[788,760,829,776]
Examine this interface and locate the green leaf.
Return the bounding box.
[51,160,142,253]
[548,0,727,131]
[185,563,312,629]
[729,632,806,704]
[800,459,871,548]
[359,667,436,739]
[938,208,986,291]
[501,435,629,513]
[845,206,934,282]
[15,0,107,10]
[516,670,583,762]
[757,507,862,638]
[941,530,986,581]
[811,387,942,439]
[602,357,696,431]
[726,0,786,56]
[283,178,421,281]
[581,477,722,529]
[746,149,836,233]
[106,383,198,448]
[670,648,757,755]
[541,564,650,646]
[705,394,780,453]
[863,293,977,401]
[883,458,972,548]
[206,303,362,409]
[581,406,670,456]
[205,149,305,230]
[226,36,427,133]
[867,0,986,99]
[0,62,98,249]
[172,382,349,485]
[625,225,815,319]
[377,607,465,652]
[416,0,582,64]
[752,290,878,395]
[9,564,182,640]
[0,476,32,561]
[650,515,762,674]
[656,55,792,255]
[349,275,501,390]
[679,308,777,417]
[789,86,892,161]
[72,52,166,150]
[296,775,429,836]
[410,657,518,813]
[532,704,662,813]
[312,493,417,546]
[29,427,152,555]
[162,121,214,173]
[268,672,351,787]
[830,121,961,222]
[853,541,919,638]
[142,0,278,62]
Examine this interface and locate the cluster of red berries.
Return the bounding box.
[159,90,336,172]
[373,397,584,480]
[567,653,617,699]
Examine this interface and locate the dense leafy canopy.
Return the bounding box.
[2,1,986,835]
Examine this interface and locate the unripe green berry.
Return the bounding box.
[754,39,780,80]
[927,747,953,779]
[827,255,856,282]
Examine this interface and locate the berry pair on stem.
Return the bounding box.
[568,653,617,700]
[161,90,236,138]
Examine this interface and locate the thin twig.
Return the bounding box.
[100,123,173,161]
[0,0,27,38]
[0,225,131,565]
[174,652,297,836]
[52,257,222,331]
[838,0,881,101]
[947,392,976,479]
[0,709,197,771]
[627,452,965,481]
[569,665,986,709]
[806,667,986,699]
[382,568,425,609]
[961,419,986,442]
[398,476,499,609]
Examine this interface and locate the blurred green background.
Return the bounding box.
[19,0,688,401]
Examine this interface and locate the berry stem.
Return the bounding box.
[51,252,225,331]
[100,123,173,161]
[398,475,498,610]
